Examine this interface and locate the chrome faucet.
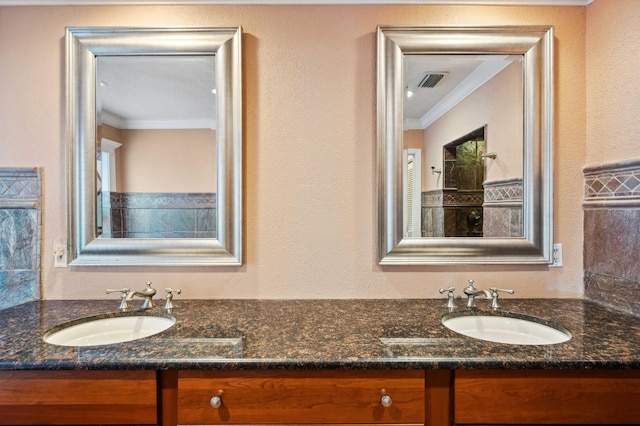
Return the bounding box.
[164,287,182,312]
[439,287,456,310]
[106,287,131,311]
[489,287,515,309]
[463,280,491,308]
[126,281,157,310]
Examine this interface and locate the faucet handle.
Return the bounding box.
[489,287,515,309]
[106,288,130,311]
[165,288,182,311]
[439,287,456,309]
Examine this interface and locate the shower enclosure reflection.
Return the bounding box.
[402,54,524,239]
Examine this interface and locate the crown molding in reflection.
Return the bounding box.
[0,0,594,6]
[404,55,512,130]
[101,110,216,130]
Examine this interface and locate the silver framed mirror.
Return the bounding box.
[66,27,242,266]
[377,26,553,265]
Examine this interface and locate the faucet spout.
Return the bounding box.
[463,280,491,308]
[126,281,157,309]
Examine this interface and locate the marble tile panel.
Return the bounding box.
[196,209,216,233]
[123,209,150,233]
[584,271,639,317]
[509,207,523,236]
[172,209,196,233]
[149,209,173,233]
[173,231,197,238]
[0,209,38,269]
[0,167,41,311]
[584,208,640,280]
[196,231,217,238]
[0,271,39,311]
[583,158,640,316]
[109,208,123,234]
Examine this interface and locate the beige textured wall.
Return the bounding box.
[118,128,216,193]
[586,0,640,165]
[0,4,586,299]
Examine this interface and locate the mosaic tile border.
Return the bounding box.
[584,158,640,208]
[0,168,41,209]
[422,190,483,207]
[443,191,483,206]
[422,190,443,207]
[483,178,523,205]
[109,192,216,209]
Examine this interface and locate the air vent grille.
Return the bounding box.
[417,73,446,88]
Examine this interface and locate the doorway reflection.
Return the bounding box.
[442,127,486,237]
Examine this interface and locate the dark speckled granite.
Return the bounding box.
[0,299,638,371]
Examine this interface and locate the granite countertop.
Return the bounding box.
[0,299,638,370]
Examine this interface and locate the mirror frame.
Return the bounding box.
[377,26,554,265]
[66,27,242,266]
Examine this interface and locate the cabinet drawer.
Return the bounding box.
[0,370,157,425]
[178,370,424,424]
[455,369,640,424]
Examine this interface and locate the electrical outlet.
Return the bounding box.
[550,243,563,268]
[54,242,67,268]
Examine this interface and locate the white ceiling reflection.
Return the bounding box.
[96,55,216,130]
[403,54,521,130]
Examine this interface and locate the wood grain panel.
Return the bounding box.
[454,369,640,424]
[178,370,424,424]
[0,370,157,425]
[159,370,179,426]
[425,370,452,426]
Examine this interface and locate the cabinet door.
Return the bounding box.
[454,369,640,425]
[178,370,424,424]
[0,370,157,425]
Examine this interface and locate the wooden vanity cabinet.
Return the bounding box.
[2,369,639,426]
[453,370,640,425]
[176,370,426,425]
[0,370,157,425]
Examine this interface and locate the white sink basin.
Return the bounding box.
[442,312,571,345]
[44,313,176,347]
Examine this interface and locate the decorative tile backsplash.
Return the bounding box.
[421,179,523,238]
[584,159,640,201]
[0,168,41,310]
[483,178,523,238]
[584,158,640,316]
[105,192,217,239]
[483,178,523,204]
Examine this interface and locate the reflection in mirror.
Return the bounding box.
[96,56,217,239]
[67,27,242,266]
[377,26,554,265]
[403,54,524,239]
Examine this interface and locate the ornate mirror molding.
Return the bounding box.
[377,26,554,265]
[66,27,242,266]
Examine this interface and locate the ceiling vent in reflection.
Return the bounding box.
[417,72,447,88]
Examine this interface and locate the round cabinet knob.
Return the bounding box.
[380,393,393,407]
[210,395,222,408]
